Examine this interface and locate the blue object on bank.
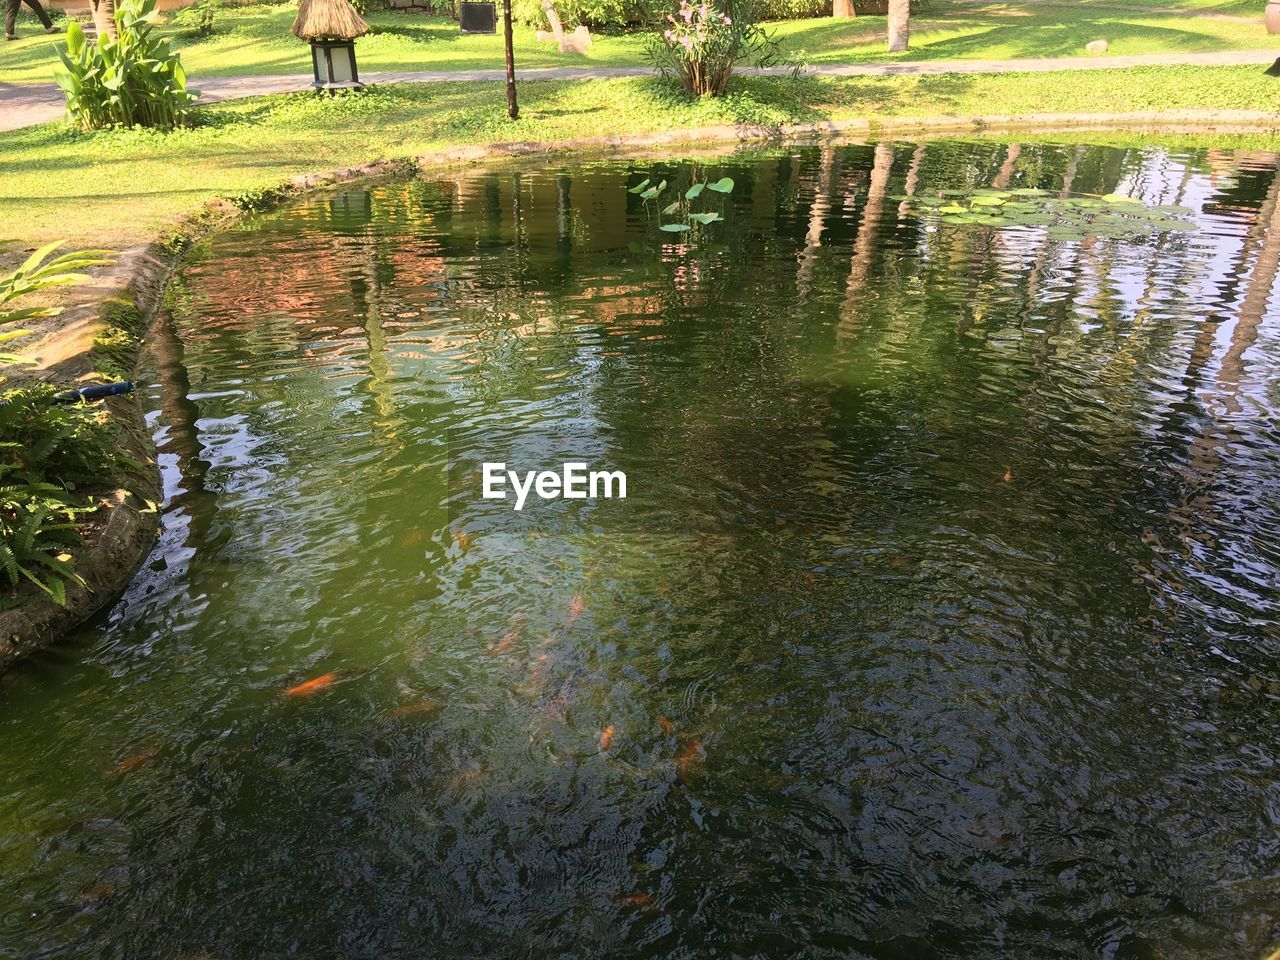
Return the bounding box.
[52,381,135,404]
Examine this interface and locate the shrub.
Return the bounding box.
[56,0,198,130]
[511,0,923,30]
[647,0,781,97]
[172,0,223,38]
[1,246,122,606]
[0,387,125,607]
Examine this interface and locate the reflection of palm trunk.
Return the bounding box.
[843,143,895,311]
[149,309,218,545]
[1215,160,1280,410]
[993,144,1021,190]
[1182,162,1280,395]
[896,144,924,220]
[797,146,838,301]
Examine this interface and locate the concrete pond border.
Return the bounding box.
[2,106,1278,672]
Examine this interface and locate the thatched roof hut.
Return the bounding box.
[291,0,368,41]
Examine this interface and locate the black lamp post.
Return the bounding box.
[291,0,369,93]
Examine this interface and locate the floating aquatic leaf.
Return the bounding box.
[640,179,668,200]
[899,186,1196,239]
[687,212,722,225]
[627,178,651,195]
[660,223,691,232]
[707,177,735,194]
[685,183,705,200]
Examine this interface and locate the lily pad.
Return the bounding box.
[707,177,735,194]
[660,223,691,232]
[627,178,651,195]
[688,212,722,225]
[686,183,705,200]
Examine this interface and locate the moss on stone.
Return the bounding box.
[92,296,145,381]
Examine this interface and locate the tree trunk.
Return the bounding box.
[541,0,565,43]
[832,0,855,18]
[502,0,519,120]
[887,0,909,52]
[91,0,117,41]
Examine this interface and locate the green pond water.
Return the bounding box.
[3,139,1280,959]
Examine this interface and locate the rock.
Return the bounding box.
[1085,39,1109,54]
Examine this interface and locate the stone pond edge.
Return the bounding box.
[2,106,1277,671]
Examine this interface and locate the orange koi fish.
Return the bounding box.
[453,529,474,553]
[284,673,338,697]
[489,630,518,656]
[568,595,585,623]
[599,725,616,751]
[676,739,706,781]
[112,751,157,774]
[389,699,440,718]
[658,716,676,735]
[615,892,657,910]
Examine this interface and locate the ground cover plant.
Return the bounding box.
[1,0,1276,84]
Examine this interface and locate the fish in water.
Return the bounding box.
[599,725,616,750]
[614,892,658,912]
[399,528,425,549]
[489,630,518,656]
[283,673,338,697]
[389,699,440,718]
[453,529,474,553]
[1003,467,1013,483]
[658,716,676,735]
[676,739,706,781]
[568,595,585,623]
[111,751,157,774]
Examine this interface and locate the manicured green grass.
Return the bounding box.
[1,65,1276,254]
[0,0,1274,84]
[776,3,1280,64]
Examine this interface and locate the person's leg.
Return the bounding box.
[23,0,54,29]
[4,0,20,38]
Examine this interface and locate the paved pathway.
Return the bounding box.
[3,48,1278,132]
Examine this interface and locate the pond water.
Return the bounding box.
[3,139,1280,959]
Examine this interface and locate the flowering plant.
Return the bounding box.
[647,0,779,96]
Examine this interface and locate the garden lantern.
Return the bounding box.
[291,0,369,92]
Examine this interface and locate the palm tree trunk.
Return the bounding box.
[887,0,909,52]
[91,0,117,40]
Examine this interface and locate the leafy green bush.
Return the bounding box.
[56,0,198,130]
[648,0,782,96]
[0,387,125,607]
[511,0,922,30]
[1,244,122,606]
[172,0,223,38]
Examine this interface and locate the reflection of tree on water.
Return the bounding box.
[148,305,219,552]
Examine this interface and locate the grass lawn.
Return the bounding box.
[1,65,1278,254]
[1,0,1276,84]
